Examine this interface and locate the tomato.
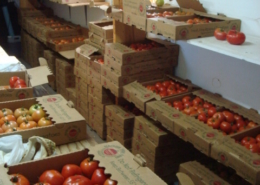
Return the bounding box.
[220,121,232,134]
[173,100,183,107]
[207,107,217,117]
[183,101,193,108]
[207,118,219,127]
[238,126,246,132]
[80,158,99,179]
[182,96,191,103]
[247,121,257,129]
[97,59,104,64]
[104,179,118,185]
[192,97,204,107]
[155,82,163,89]
[91,168,109,185]
[214,28,227,40]
[5,127,23,133]
[63,175,92,185]
[32,109,46,122]
[169,80,175,85]
[0,127,4,134]
[14,79,26,87]
[146,85,156,92]
[167,90,177,96]
[247,143,260,153]
[182,107,197,116]
[163,11,173,17]
[20,121,37,129]
[222,111,234,123]
[226,30,246,45]
[9,76,20,88]
[10,174,30,185]
[197,112,208,123]
[212,112,225,122]
[162,81,171,88]
[234,114,243,121]
[167,102,172,107]
[159,91,168,98]
[34,183,51,185]
[241,137,256,146]
[174,104,184,111]
[14,108,29,118]
[15,84,27,89]
[197,107,208,114]
[203,102,213,109]
[17,114,33,126]
[29,104,43,115]
[2,121,18,132]
[39,170,64,185]
[0,108,13,118]
[231,124,238,132]
[235,119,245,128]
[167,84,176,93]
[38,117,53,127]
[61,164,82,180]
[158,86,166,92]
[0,115,16,126]
[256,134,260,143]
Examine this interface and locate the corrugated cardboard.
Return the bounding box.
[88,91,114,105]
[105,117,134,130]
[0,141,167,185]
[88,20,113,39]
[77,92,88,106]
[107,126,132,149]
[101,75,124,97]
[179,161,230,185]
[0,94,86,144]
[89,31,113,48]
[105,105,135,125]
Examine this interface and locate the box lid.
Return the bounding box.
[176,0,206,13]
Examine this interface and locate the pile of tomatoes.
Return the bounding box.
[170,95,257,135]
[0,104,52,134]
[239,135,260,154]
[10,157,117,185]
[147,10,193,18]
[9,76,27,89]
[186,17,215,24]
[146,80,188,98]
[53,26,72,31]
[129,41,161,52]
[51,37,85,45]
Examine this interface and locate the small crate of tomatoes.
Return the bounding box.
[1,141,167,185]
[0,94,86,145]
[0,72,33,102]
[211,126,260,185]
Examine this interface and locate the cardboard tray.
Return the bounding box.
[88,20,114,39]
[0,94,86,145]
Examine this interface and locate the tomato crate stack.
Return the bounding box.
[55,58,75,101]
[87,20,114,54]
[74,44,115,139]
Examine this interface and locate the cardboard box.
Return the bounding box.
[89,108,105,122]
[0,141,167,185]
[211,126,260,185]
[105,117,134,130]
[104,54,177,76]
[101,75,124,97]
[76,107,89,123]
[105,105,135,125]
[88,20,113,39]
[89,32,113,48]
[88,86,111,101]
[88,91,114,105]
[107,126,132,149]
[85,39,105,55]
[0,94,86,144]
[179,161,231,185]
[74,66,88,79]
[77,99,89,112]
[106,119,133,140]
[77,92,88,106]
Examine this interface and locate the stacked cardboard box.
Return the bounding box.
[88,20,114,54]
[131,116,189,184]
[56,58,75,99]
[21,30,46,67]
[74,44,114,139]
[105,105,135,150]
[101,36,179,97]
[43,50,60,90]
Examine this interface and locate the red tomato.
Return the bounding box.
[167,102,172,107]
[192,97,204,107]
[146,85,155,92]
[236,119,246,128]
[231,124,238,132]
[39,170,64,185]
[14,79,26,87]
[34,183,51,185]
[159,91,168,98]
[10,174,30,185]
[214,28,227,40]
[203,102,213,109]
[247,143,260,153]
[222,111,234,123]
[234,114,243,121]
[173,100,183,107]
[183,101,193,108]
[61,164,82,180]
[241,137,256,146]
[198,112,208,123]
[155,82,163,89]
[256,134,260,143]
[104,179,118,185]
[158,86,166,92]
[212,112,225,122]
[91,168,109,185]
[63,175,92,185]
[226,30,246,45]
[174,104,184,111]
[167,84,176,93]
[207,107,217,117]
[9,76,20,88]
[220,121,232,134]
[80,158,99,179]
[197,107,208,114]
[247,121,257,129]
[168,90,177,96]
[207,118,220,128]
[15,84,27,88]
[183,107,197,116]
[162,81,171,88]
[182,96,191,103]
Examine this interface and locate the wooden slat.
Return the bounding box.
[113,20,147,44]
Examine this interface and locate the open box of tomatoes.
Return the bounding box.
[1,141,167,185]
[0,94,86,145]
[145,89,260,156]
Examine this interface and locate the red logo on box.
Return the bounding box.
[69,129,77,137]
[47,97,57,102]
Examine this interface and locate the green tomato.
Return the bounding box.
[29,104,42,115]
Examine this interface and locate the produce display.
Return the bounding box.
[146,10,193,18]
[146,80,188,97]
[186,17,216,24]
[170,95,257,134]
[129,41,161,51]
[0,104,53,134]
[238,135,260,153]
[9,157,117,185]
[50,37,85,45]
[214,28,246,45]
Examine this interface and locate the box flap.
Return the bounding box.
[176,172,195,185]
[75,44,99,58]
[27,58,53,87]
[176,0,206,13]
[89,141,167,185]
[0,165,11,185]
[36,94,85,124]
[59,50,76,60]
